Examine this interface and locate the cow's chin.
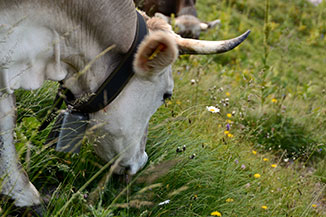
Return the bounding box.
[112,151,148,175]
[91,124,149,175]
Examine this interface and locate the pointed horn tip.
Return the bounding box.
[235,30,251,43]
[222,30,251,52]
[230,29,251,49]
[242,30,251,39]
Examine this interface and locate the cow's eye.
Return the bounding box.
[163,92,172,101]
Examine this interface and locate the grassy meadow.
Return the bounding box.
[1,0,326,216]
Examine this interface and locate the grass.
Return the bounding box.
[1,0,326,216]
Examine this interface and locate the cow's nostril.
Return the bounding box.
[125,165,131,172]
[163,92,172,101]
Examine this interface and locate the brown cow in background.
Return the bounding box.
[134,0,197,17]
[135,0,220,39]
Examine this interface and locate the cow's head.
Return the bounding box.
[89,13,250,175]
[155,12,220,39]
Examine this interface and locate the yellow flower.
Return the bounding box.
[227,133,234,138]
[226,119,233,124]
[167,101,172,105]
[226,92,230,96]
[271,98,278,103]
[261,205,268,210]
[224,130,229,135]
[176,100,181,105]
[227,113,232,118]
[226,198,234,202]
[271,164,277,168]
[252,150,257,155]
[263,158,269,162]
[254,173,261,178]
[298,24,307,32]
[270,22,279,31]
[312,204,317,208]
[211,211,222,216]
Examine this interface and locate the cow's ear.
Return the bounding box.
[133,31,178,77]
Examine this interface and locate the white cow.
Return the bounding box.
[0,0,249,214]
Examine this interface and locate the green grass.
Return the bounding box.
[2,0,326,216]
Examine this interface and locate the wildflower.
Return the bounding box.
[252,150,257,155]
[226,113,232,118]
[206,106,220,113]
[211,211,222,216]
[224,130,229,135]
[226,119,233,124]
[312,204,317,208]
[226,198,234,202]
[284,158,289,162]
[227,133,234,138]
[176,100,181,105]
[271,164,277,168]
[261,205,268,210]
[226,123,230,131]
[263,158,269,162]
[272,98,278,103]
[226,92,230,96]
[298,25,307,31]
[241,164,246,169]
[191,79,196,85]
[158,200,170,206]
[234,159,239,164]
[254,173,261,178]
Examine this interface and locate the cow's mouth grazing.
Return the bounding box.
[113,124,149,175]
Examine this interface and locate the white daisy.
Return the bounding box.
[206,106,220,113]
[158,200,170,206]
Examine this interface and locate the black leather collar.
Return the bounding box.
[65,11,148,113]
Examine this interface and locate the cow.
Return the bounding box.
[134,0,221,39]
[0,0,249,215]
[134,0,198,17]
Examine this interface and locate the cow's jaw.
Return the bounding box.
[88,66,174,175]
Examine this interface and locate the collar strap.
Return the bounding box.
[64,11,148,113]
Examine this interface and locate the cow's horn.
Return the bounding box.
[177,30,251,55]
